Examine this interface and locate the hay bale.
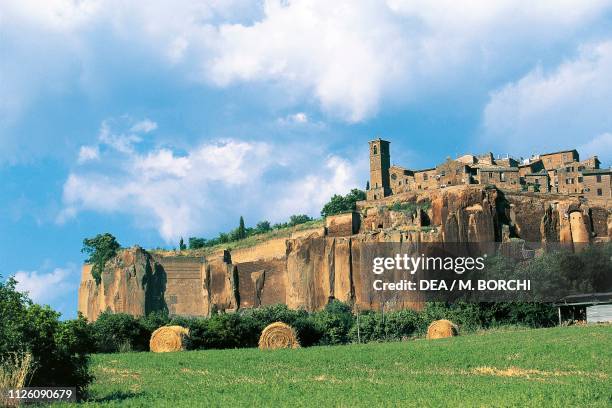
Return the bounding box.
[150,325,189,352]
[426,319,458,339]
[258,322,300,350]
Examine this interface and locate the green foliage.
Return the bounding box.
[0,277,92,399]
[81,233,121,284]
[188,237,207,249]
[179,237,186,251]
[350,309,424,343]
[314,300,354,345]
[91,312,148,353]
[237,216,247,240]
[388,199,431,216]
[254,220,272,234]
[289,214,313,226]
[320,189,366,217]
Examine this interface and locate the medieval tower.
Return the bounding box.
[367,138,391,200]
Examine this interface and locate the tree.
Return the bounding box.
[366,181,370,191]
[0,276,93,399]
[320,189,366,217]
[288,214,312,226]
[188,237,206,249]
[254,220,272,234]
[179,237,186,251]
[81,233,121,285]
[238,216,247,240]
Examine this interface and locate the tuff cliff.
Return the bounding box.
[78,185,612,321]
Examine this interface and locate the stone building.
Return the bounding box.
[366,138,608,201]
[582,169,612,199]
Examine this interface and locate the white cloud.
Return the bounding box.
[59,118,363,241]
[274,155,360,218]
[3,0,611,129]
[290,112,308,123]
[579,133,612,165]
[77,145,99,163]
[481,41,612,160]
[13,266,76,305]
[130,119,158,133]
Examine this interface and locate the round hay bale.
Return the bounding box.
[258,322,300,350]
[150,325,189,352]
[426,319,458,340]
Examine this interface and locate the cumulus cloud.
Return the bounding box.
[59,118,364,241]
[2,0,611,128]
[481,41,612,160]
[13,266,77,305]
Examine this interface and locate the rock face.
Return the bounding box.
[78,186,611,321]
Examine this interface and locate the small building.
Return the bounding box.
[554,292,612,324]
[582,169,612,199]
[540,149,579,170]
[556,164,583,195]
[523,171,550,192]
[475,167,520,191]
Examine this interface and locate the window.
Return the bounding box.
[535,179,540,185]
[489,172,493,178]
[578,177,583,183]
[423,174,428,181]
[500,172,506,181]
[596,175,602,182]
[597,188,603,196]
[373,146,377,155]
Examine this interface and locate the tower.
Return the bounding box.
[367,138,391,200]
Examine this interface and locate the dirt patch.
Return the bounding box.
[472,366,608,379]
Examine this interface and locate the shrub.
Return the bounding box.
[0,277,92,399]
[138,310,170,334]
[314,301,354,345]
[91,312,147,353]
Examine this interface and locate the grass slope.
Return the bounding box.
[80,325,610,407]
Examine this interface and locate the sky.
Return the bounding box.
[1,0,612,318]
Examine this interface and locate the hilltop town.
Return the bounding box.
[366,139,611,201]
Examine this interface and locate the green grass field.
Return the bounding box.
[78,325,611,407]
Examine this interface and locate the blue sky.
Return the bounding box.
[1,0,612,318]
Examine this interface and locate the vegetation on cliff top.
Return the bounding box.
[81,233,120,284]
[320,188,366,217]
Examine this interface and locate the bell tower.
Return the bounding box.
[367,138,391,200]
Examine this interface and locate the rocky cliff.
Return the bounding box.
[78,186,612,321]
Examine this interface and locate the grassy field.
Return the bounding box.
[77,325,611,407]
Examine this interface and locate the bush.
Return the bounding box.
[349,309,423,343]
[0,277,92,399]
[314,301,354,345]
[91,312,148,353]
